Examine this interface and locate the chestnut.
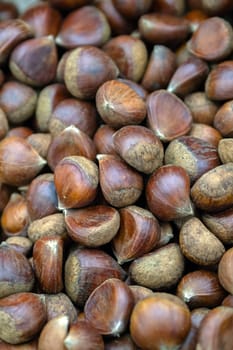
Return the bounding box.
[179,217,225,266]
[54,155,99,210]
[93,124,117,156]
[187,17,233,61]
[97,154,143,208]
[113,125,164,174]
[64,205,120,247]
[177,270,226,309]
[47,125,97,171]
[146,90,192,142]
[0,19,33,65]
[44,293,77,323]
[1,192,30,237]
[218,247,233,294]
[205,61,233,100]
[49,98,97,138]
[191,163,233,212]
[26,173,58,221]
[0,242,34,298]
[112,205,161,264]
[35,83,69,133]
[146,164,193,221]
[33,235,64,293]
[130,293,191,350]
[196,306,233,349]
[142,44,177,91]
[0,81,37,125]
[164,135,220,183]
[21,3,62,38]
[0,136,46,187]
[129,243,184,290]
[64,247,126,307]
[64,46,119,99]
[96,80,147,128]
[56,5,111,49]
[9,36,58,87]
[138,13,190,46]
[103,35,148,82]
[84,278,134,336]
[0,292,46,344]
[27,213,67,243]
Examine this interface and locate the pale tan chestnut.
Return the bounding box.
[129,243,184,290]
[179,217,225,266]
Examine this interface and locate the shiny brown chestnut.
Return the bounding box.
[146,90,192,142]
[84,278,134,336]
[97,154,143,208]
[0,136,46,187]
[96,80,146,128]
[184,92,219,125]
[21,3,62,38]
[64,46,119,99]
[205,60,233,100]
[49,98,97,138]
[138,13,190,46]
[218,247,233,294]
[0,292,46,344]
[95,0,134,35]
[213,100,233,137]
[54,155,99,210]
[177,270,226,309]
[146,164,193,221]
[0,19,33,65]
[196,306,233,350]
[189,123,222,148]
[167,56,209,97]
[112,205,161,264]
[35,83,69,133]
[33,235,64,293]
[191,163,233,212]
[187,16,233,61]
[47,125,97,171]
[64,205,120,247]
[7,126,33,139]
[93,125,117,156]
[1,192,30,237]
[152,0,185,16]
[26,173,58,221]
[164,135,220,183]
[9,36,58,87]
[0,242,34,298]
[130,293,191,350]
[0,81,37,125]
[64,247,126,307]
[142,44,177,91]
[103,35,148,82]
[113,0,152,19]
[56,5,111,49]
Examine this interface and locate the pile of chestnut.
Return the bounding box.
[1,0,233,349]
